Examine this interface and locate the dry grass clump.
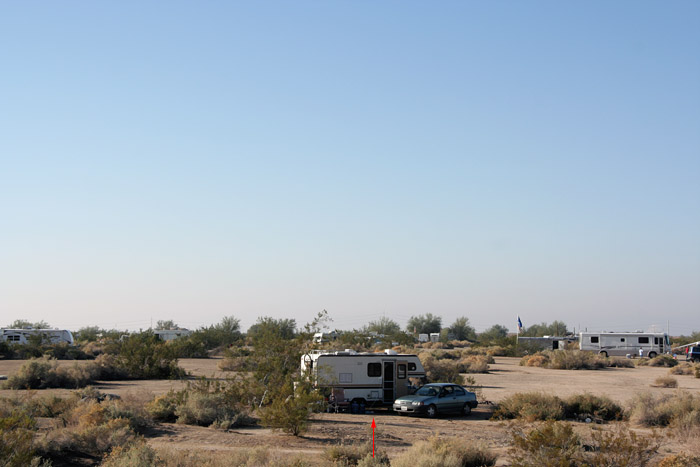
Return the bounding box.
[520,354,549,367]
[669,363,697,375]
[608,357,635,368]
[508,421,658,467]
[154,446,312,466]
[455,355,490,373]
[564,393,625,422]
[628,391,700,429]
[391,436,497,467]
[653,376,679,388]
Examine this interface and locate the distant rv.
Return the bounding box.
[0,328,74,346]
[153,329,192,341]
[579,331,670,358]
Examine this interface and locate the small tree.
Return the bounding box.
[366,317,401,336]
[155,320,178,330]
[479,324,509,343]
[259,379,323,436]
[7,319,50,329]
[449,317,477,341]
[406,313,442,334]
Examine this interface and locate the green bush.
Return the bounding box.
[325,442,389,466]
[564,393,624,422]
[418,354,465,384]
[259,380,323,436]
[0,412,40,467]
[111,332,186,379]
[391,436,497,467]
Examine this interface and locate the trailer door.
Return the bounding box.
[395,361,408,398]
[383,361,395,403]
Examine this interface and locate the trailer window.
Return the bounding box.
[620,338,625,342]
[397,364,406,379]
[638,337,649,344]
[367,363,381,377]
[408,362,417,371]
[590,336,599,343]
[654,338,659,345]
[339,373,352,383]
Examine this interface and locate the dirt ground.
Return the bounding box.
[2,356,700,464]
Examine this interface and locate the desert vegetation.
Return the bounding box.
[493,392,624,422]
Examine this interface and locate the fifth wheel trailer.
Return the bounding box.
[0,328,74,345]
[301,350,426,406]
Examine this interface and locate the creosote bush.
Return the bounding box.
[653,376,678,388]
[638,354,679,368]
[520,350,608,370]
[391,436,497,467]
[628,391,700,429]
[259,380,324,436]
[493,392,624,422]
[324,442,389,466]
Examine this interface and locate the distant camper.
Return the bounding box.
[153,329,192,341]
[579,331,670,358]
[0,328,74,346]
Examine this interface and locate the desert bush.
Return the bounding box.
[391,436,497,467]
[493,392,565,421]
[520,354,549,367]
[608,357,636,368]
[455,355,491,373]
[101,441,157,467]
[658,453,700,467]
[324,442,389,466]
[259,380,324,436]
[628,391,700,428]
[641,354,679,367]
[418,354,464,384]
[653,376,678,388]
[146,391,183,423]
[2,357,93,389]
[564,393,624,422]
[110,332,186,379]
[548,350,607,370]
[0,411,41,467]
[585,425,659,466]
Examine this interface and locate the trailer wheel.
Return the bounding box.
[648,352,657,359]
[426,404,438,418]
[599,351,608,358]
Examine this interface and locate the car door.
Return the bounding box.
[438,385,458,412]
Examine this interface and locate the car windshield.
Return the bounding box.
[415,386,439,396]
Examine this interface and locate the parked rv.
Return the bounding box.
[153,329,192,341]
[0,328,74,346]
[579,331,670,358]
[301,349,426,407]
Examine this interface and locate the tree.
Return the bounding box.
[479,324,509,342]
[521,321,569,337]
[448,317,477,341]
[247,317,296,341]
[365,317,401,336]
[406,313,442,334]
[156,320,178,330]
[7,319,51,329]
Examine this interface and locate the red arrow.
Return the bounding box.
[371,418,376,457]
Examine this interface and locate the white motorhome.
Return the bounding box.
[579,331,670,358]
[0,328,74,346]
[153,329,192,341]
[301,349,426,406]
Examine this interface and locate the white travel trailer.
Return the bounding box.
[0,328,74,346]
[153,329,192,341]
[301,349,426,406]
[579,331,670,358]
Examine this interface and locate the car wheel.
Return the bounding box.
[426,404,438,418]
[648,352,657,359]
[599,351,608,358]
[462,403,472,416]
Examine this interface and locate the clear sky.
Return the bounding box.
[1,2,698,335]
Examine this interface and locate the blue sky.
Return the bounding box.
[1,2,698,334]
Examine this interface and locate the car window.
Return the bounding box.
[442,386,453,396]
[454,387,465,395]
[416,386,438,396]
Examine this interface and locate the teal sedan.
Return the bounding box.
[393,383,477,418]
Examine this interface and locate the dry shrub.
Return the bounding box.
[418,354,464,384]
[548,350,607,370]
[101,441,157,467]
[608,357,635,368]
[654,376,678,388]
[324,442,389,466]
[456,355,490,373]
[493,392,565,421]
[508,421,658,467]
[0,411,40,467]
[644,355,679,367]
[521,354,549,367]
[217,356,252,372]
[564,393,624,422]
[485,345,508,356]
[155,446,311,466]
[669,363,696,375]
[392,436,497,467]
[658,453,700,467]
[628,391,700,429]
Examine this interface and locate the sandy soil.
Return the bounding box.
[2,356,699,464]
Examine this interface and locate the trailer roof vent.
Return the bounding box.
[384,349,398,355]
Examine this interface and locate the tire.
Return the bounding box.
[648,352,657,359]
[426,404,438,418]
[599,351,608,358]
[462,403,472,416]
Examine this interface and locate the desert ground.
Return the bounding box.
[2,356,700,465]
